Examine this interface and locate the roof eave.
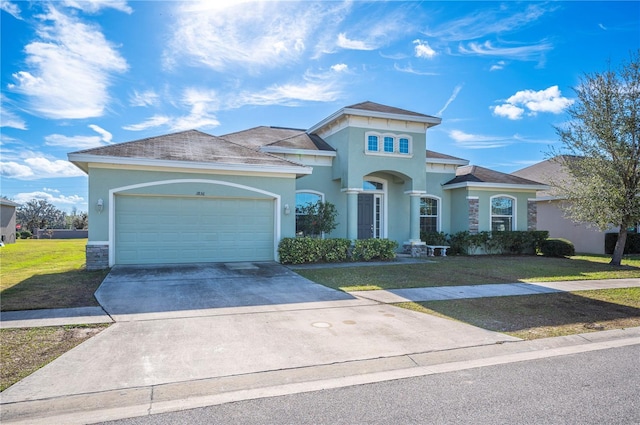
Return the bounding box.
[442,182,549,191]
[308,107,442,134]
[67,153,313,176]
[426,158,470,166]
[260,146,337,157]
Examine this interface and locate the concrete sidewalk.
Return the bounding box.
[350,278,640,304]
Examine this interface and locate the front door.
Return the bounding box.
[357,194,374,239]
[357,193,383,239]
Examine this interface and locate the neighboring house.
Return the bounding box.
[0,199,20,244]
[512,157,616,254]
[69,101,547,269]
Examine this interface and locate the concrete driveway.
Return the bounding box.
[95,262,361,321]
[1,262,519,404]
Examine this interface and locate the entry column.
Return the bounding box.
[343,188,360,241]
[408,191,425,242]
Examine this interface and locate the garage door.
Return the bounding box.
[115,195,274,265]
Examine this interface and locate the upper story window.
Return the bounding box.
[367,135,379,152]
[491,196,515,231]
[365,132,412,156]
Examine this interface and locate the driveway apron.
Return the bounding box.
[1,262,518,403]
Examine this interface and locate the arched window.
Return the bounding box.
[295,191,323,236]
[491,196,515,231]
[420,197,439,233]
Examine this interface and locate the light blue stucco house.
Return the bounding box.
[69,101,546,269]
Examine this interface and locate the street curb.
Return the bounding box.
[2,327,639,425]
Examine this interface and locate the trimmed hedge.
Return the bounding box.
[423,231,549,255]
[278,237,397,264]
[539,238,575,257]
[352,238,398,262]
[605,232,640,254]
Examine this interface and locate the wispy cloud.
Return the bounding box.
[44,124,113,149]
[0,95,27,130]
[490,60,507,71]
[458,40,552,62]
[7,5,128,119]
[129,90,160,107]
[422,4,552,42]
[492,85,573,120]
[337,33,377,50]
[448,129,512,149]
[123,115,172,132]
[61,0,132,14]
[1,0,21,19]
[437,84,464,116]
[393,63,438,76]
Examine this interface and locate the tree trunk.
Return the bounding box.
[610,227,628,266]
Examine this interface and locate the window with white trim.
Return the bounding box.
[420,197,439,233]
[365,132,412,155]
[491,196,514,231]
[296,191,323,236]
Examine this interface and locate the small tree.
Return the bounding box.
[296,201,338,238]
[551,51,640,265]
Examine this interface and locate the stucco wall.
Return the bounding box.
[87,167,298,243]
[536,200,607,254]
[0,204,16,243]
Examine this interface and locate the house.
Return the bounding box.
[512,157,619,254]
[0,198,20,244]
[69,101,547,269]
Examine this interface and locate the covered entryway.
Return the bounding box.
[357,179,385,239]
[115,195,274,265]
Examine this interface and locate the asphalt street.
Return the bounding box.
[95,344,640,425]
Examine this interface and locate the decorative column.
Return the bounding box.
[343,188,360,241]
[467,196,479,234]
[404,191,427,257]
[527,199,537,231]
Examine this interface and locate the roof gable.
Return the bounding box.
[444,165,546,188]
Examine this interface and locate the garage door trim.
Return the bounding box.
[107,179,281,267]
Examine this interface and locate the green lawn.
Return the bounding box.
[296,255,640,292]
[0,239,108,311]
[398,287,640,340]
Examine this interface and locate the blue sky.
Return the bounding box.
[1,1,639,214]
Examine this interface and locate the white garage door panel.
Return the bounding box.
[115,196,274,265]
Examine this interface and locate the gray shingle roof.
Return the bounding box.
[346,101,438,119]
[70,129,305,168]
[426,150,468,162]
[445,165,545,186]
[221,126,334,151]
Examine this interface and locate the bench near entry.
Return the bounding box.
[426,245,450,256]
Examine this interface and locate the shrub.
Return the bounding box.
[278,237,322,264]
[19,230,32,239]
[320,238,351,263]
[420,231,448,245]
[604,232,640,254]
[540,238,575,257]
[352,238,398,262]
[278,237,352,264]
[446,230,548,255]
[296,201,338,238]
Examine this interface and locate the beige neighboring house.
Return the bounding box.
[0,199,20,244]
[512,157,616,254]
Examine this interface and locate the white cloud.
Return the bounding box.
[1,156,84,180]
[0,109,27,130]
[1,0,21,19]
[44,124,113,149]
[437,84,463,116]
[393,63,438,76]
[7,6,128,119]
[448,129,512,149]
[129,90,160,107]
[458,40,552,62]
[413,39,436,59]
[331,63,349,73]
[13,190,84,207]
[123,115,172,131]
[61,0,132,14]
[492,85,573,120]
[598,23,607,31]
[164,1,325,72]
[490,60,507,71]
[492,103,525,120]
[88,124,112,143]
[0,161,33,179]
[337,33,377,51]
